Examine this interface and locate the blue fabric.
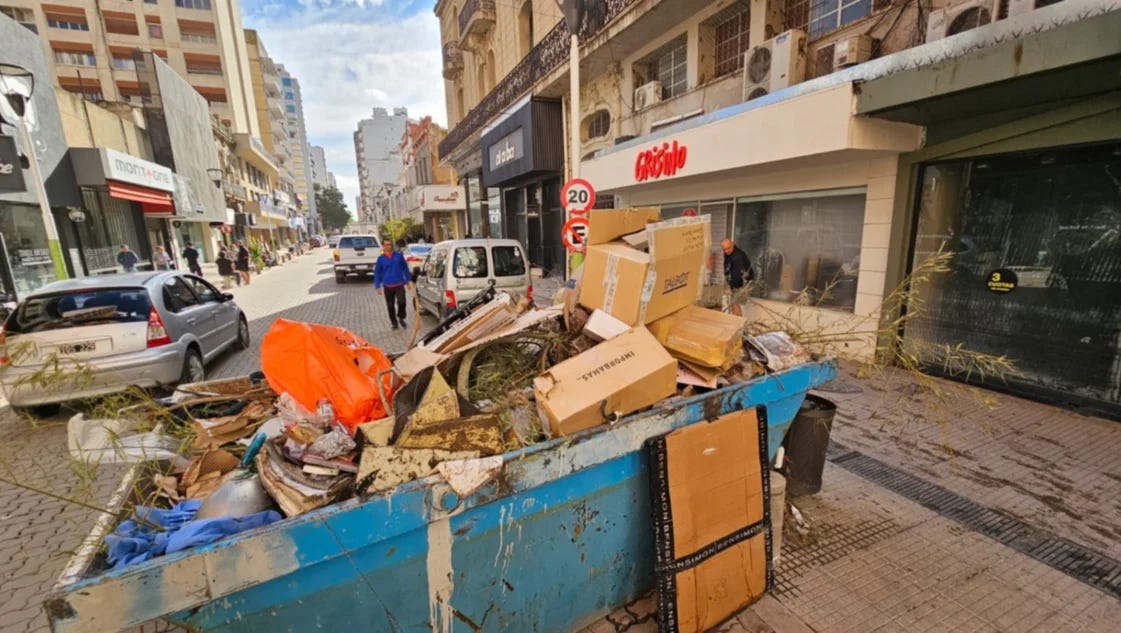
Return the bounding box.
[105,499,282,570]
[373,251,411,289]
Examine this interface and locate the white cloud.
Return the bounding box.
[243,4,448,215]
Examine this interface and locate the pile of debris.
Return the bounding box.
[90,207,814,566]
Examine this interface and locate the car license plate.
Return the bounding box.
[356,265,370,271]
[58,341,96,355]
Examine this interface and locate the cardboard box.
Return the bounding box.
[586,207,661,245]
[648,304,746,369]
[647,408,770,632]
[533,326,676,437]
[580,217,711,325]
[583,309,631,343]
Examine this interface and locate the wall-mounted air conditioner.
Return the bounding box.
[833,35,874,69]
[633,81,662,111]
[926,0,1001,42]
[742,30,807,102]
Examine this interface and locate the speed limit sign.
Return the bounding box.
[561,178,596,215]
[562,217,589,252]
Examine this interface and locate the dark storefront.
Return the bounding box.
[481,98,565,277]
[905,143,1121,418]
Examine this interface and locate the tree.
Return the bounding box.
[379,217,422,245]
[315,184,351,231]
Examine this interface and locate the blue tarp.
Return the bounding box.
[105,500,281,569]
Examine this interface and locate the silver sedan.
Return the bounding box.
[0,271,250,414]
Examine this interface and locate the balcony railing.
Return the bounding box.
[440,0,636,161]
[443,41,464,80]
[458,0,496,44]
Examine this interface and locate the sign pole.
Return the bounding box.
[16,119,67,281]
[563,0,584,280]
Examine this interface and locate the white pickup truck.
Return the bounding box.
[332,234,380,283]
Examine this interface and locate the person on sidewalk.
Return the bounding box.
[117,244,139,273]
[373,239,412,330]
[182,242,203,276]
[235,241,251,286]
[722,238,755,317]
[216,249,236,289]
[152,245,170,271]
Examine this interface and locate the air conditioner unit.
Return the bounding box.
[926,0,1001,42]
[833,35,874,69]
[633,81,662,111]
[742,30,807,102]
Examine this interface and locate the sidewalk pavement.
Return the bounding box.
[580,362,1121,632]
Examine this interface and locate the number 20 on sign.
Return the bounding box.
[561,178,596,215]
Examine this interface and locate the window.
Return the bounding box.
[186,60,222,74]
[713,9,751,77]
[284,91,294,100]
[181,31,217,44]
[145,0,158,4]
[175,0,212,10]
[111,56,135,70]
[148,23,163,38]
[282,77,293,87]
[583,110,611,141]
[1,6,36,31]
[186,276,220,303]
[453,247,487,278]
[54,50,97,67]
[286,104,296,113]
[47,17,90,31]
[338,236,377,248]
[163,278,200,312]
[8,289,153,334]
[648,35,687,99]
[786,0,874,40]
[104,17,139,36]
[426,247,448,278]
[733,192,866,311]
[492,246,526,276]
[517,0,533,57]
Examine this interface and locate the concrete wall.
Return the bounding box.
[0,14,79,209]
[55,89,152,159]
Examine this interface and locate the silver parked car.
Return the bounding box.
[414,239,532,317]
[0,271,250,414]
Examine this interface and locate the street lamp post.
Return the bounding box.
[0,64,68,281]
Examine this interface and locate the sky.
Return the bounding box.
[241,0,448,215]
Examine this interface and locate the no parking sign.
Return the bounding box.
[562,217,589,253]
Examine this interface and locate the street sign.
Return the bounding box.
[562,217,589,252]
[561,177,596,215]
[682,207,697,217]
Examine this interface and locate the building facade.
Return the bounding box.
[353,107,409,224]
[243,29,295,245]
[435,0,1121,417]
[278,65,314,231]
[308,143,334,189]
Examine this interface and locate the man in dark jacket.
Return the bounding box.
[235,240,251,286]
[117,244,139,273]
[722,238,754,316]
[182,241,203,276]
[373,239,412,330]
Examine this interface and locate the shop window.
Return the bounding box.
[785,0,873,40]
[583,110,611,141]
[0,203,60,295]
[713,7,751,78]
[637,35,688,100]
[733,193,865,311]
[905,144,1121,409]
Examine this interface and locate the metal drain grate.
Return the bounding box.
[828,442,1121,600]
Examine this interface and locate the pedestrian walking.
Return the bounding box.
[182,242,203,276]
[117,244,139,273]
[235,240,251,286]
[216,249,236,289]
[373,239,412,330]
[152,245,170,271]
[722,238,755,317]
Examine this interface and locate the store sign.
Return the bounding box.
[487,127,524,171]
[986,269,1018,294]
[634,140,688,182]
[0,136,26,194]
[418,185,465,211]
[102,147,174,192]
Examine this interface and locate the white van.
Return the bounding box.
[413,239,532,317]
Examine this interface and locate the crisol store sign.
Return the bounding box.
[634,140,688,182]
[102,147,174,192]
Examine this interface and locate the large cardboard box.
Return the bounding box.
[533,326,676,437]
[647,407,771,633]
[648,304,746,369]
[580,217,711,325]
[586,207,661,245]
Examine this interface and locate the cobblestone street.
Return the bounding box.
[1,252,1120,633]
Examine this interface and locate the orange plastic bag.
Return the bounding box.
[260,319,395,433]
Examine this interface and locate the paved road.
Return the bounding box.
[3,251,1120,633]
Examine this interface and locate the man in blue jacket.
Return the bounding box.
[373,238,412,330]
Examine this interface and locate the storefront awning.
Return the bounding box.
[107,180,175,214]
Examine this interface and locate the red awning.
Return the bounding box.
[107,180,175,214]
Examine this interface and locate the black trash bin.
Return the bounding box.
[782,394,837,496]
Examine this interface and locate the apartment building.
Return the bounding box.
[353,106,409,223]
[308,144,336,190]
[0,0,259,136]
[278,65,315,229]
[435,0,1121,418]
[394,116,464,240]
[243,29,293,244]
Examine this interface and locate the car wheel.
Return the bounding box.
[335,273,346,284]
[13,404,61,419]
[179,348,205,385]
[237,315,251,350]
